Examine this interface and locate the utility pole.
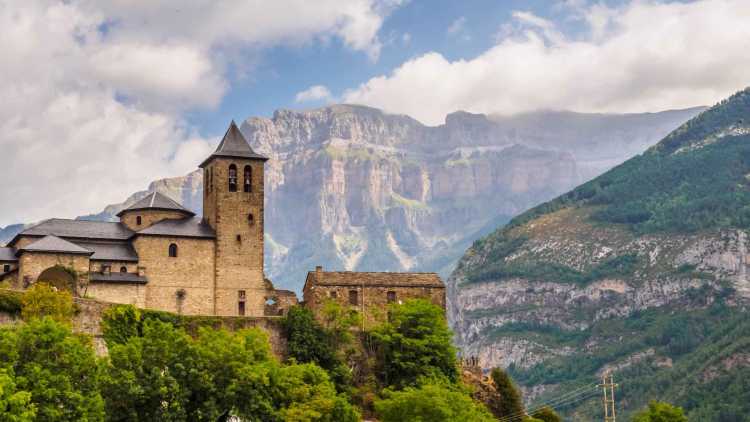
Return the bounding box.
[599,372,618,422]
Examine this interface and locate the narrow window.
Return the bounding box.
[120,266,127,273]
[238,290,246,316]
[228,164,238,192]
[136,216,142,226]
[236,234,242,242]
[244,165,252,193]
[330,291,337,299]
[349,290,359,306]
[169,243,178,258]
[208,167,213,193]
[387,291,397,303]
[3,264,9,273]
[248,213,254,226]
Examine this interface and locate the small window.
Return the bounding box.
[228,164,238,192]
[101,265,111,274]
[330,291,337,299]
[248,213,254,225]
[120,266,127,273]
[244,165,252,193]
[236,234,242,242]
[169,243,178,258]
[238,301,246,316]
[349,290,359,306]
[238,290,246,299]
[387,291,397,303]
[3,264,9,273]
[136,216,142,225]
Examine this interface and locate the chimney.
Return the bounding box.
[315,266,323,282]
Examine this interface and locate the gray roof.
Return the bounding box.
[19,235,94,256]
[199,121,268,168]
[137,217,215,239]
[16,219,133,243]
[0,247,17,262]
[74,241,139,262]
[89,272,148,284]
[116,191,195,217]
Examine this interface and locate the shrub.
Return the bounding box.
[20,283,75,323]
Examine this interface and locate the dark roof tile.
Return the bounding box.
[16,219,133,242]
[137,217,215,239]
[0,247,17,261]
[116,192,194,217]
[306,270,444,289]
[19,235,94,255]
[89,272,148,284]
[200,121,267,167]
[74,242,139,262]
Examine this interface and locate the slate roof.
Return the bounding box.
[305,269,444,290]
[116,191,195,217]
[18,235,94,256]
[0,247,17,262]
[74,242,139,262]
[15,219,134,242]
[137,217,216,239]
[199,121,268,168]
[89,272,148,284]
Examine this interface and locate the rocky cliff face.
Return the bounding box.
[447,89,750,419]
[19,105,701,291]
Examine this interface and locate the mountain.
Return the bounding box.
[448,89,750,420]
[4,105,702,291]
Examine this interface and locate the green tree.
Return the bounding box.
[2,318,104,421]
[489,368,525,419]
[374,379,495,422]
[632,401,688,422]
[282,306,337,370]
[370,299,458,388]
[100,305,141,346]
[0,370,36,422]
[531,406,562,422]
[20,283,75,323]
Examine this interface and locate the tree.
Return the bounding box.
[0,370,36,422]
[532,406,562,422]
[3,318,104,421]
[20,283,75,323]
[370,299,458,388]
[374,378,495,422]
[489,368,525,419]
[632,401,688,422]
[282,306,337,370]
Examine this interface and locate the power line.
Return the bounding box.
[498,390,600,422]
[497,385,599,422]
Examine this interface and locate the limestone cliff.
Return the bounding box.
[448,89,750,419]
[36,105,701,291]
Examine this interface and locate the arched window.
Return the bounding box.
[228,164,238,192]
[244,165,252,193]
[169,243,178,258]
[136,216,142,226]
[120,266,127,273]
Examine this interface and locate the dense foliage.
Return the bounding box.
[488,368,524,419]
[632,401,688,422]
[20,284,75,323]
[370,299,458,388]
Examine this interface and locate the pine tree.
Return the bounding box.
[489,368,525,419]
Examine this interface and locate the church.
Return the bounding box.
[0,122,444,318]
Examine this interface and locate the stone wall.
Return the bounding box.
[18,252,90,293]
[204,158,267,317]
[120,210,191,232]
[133,236,215,315]
[85,282,146,308]
[305,283,446,328]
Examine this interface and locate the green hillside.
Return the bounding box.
[451,88,750,421]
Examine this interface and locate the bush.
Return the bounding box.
[0,289,22,316]
[632,401,688,422]
[20,283,75,323]
[370,299,458,388]
[374,379,495,422]
[489,368,524,419]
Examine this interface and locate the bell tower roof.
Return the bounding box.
[199,121,268,168]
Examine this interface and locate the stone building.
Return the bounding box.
[302,266,445,327]
[0,122,294,316]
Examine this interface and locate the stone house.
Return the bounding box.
[302,266,445,327]
[0,122,295,316]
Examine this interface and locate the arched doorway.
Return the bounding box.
[36,266,77,295]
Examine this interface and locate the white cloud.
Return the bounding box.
[295,85,334,103]
[0,0,401,226]
[447,17,466,35]
[344,0,750,125]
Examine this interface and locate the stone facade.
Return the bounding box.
[120,209,192,232]
[303,266,446,328]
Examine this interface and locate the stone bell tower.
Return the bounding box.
[200,121,268,316]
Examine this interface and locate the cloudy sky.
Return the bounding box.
[1,0,749,227]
